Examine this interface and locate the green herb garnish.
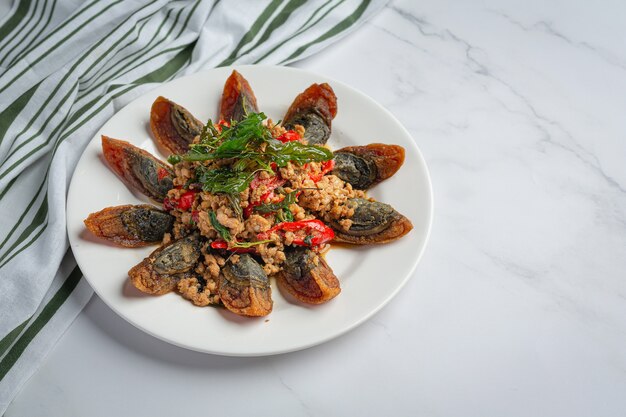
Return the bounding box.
[170,112,333,168]
[209,211,231,241]
[255,191,297,222]
[230,239,273,249]
[168,112,333,215]
[263,140,333,167]
[167,154,181,164]
[196,166,256,195]
[276,209,294,223]
[255,191,297,214]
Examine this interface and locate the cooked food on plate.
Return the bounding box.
[84,70,412,318]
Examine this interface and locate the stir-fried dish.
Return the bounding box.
[84,70,413,317]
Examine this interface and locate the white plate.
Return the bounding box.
[67,65,433,356]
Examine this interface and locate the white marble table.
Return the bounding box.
[7,0,626,415]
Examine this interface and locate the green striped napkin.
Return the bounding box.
[0,0,386,411]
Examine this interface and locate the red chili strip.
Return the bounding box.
[258,219,334,247]
[308,159,335,183]
[163,189,198,211]
[276,130,301,143]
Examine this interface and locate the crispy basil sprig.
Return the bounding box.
[209,211,231,241]
[168,112,333,169]
[168,112,333,216]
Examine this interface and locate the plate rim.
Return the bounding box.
[67,64,434,356]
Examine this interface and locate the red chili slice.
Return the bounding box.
[276,130,301,143]
[258,219,334,247]
[164,190,198,211]
[177,190,196,211]
[308,159,335,183]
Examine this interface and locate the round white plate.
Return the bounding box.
[67,65,433,356]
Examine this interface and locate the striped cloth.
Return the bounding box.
[0,0,386,411]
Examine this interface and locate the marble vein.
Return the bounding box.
[387,4,626,197]
[367,319,393,339]
[275,373,313,417]
[488,10,626,73]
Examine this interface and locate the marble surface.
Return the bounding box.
[7,0,626,415]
